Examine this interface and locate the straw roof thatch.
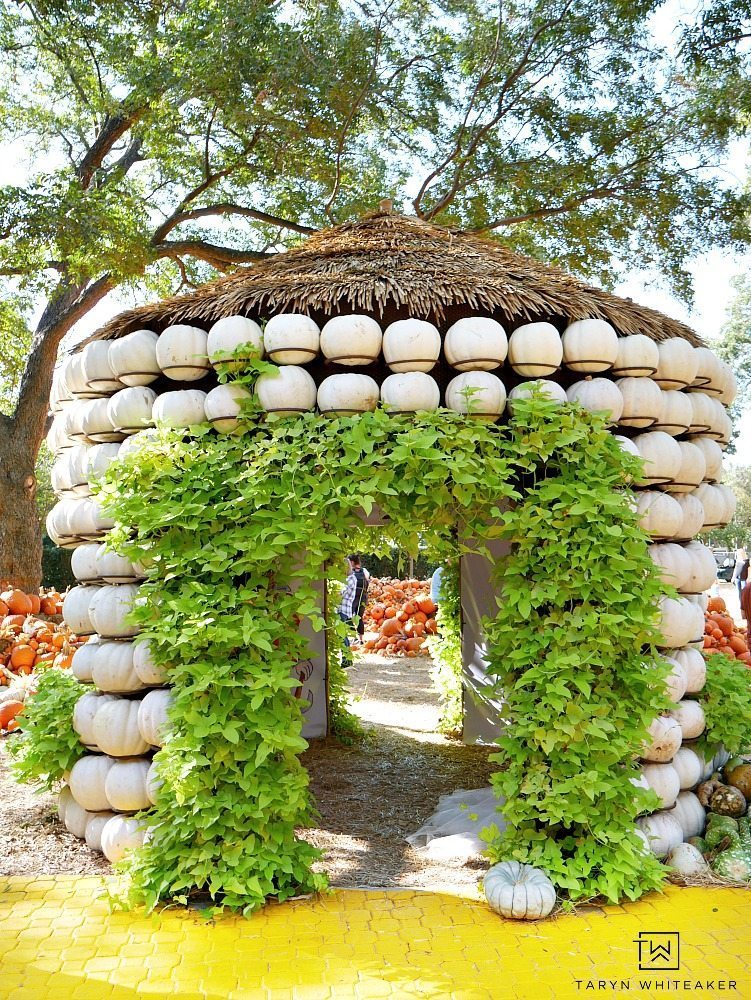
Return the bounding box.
[86,210,703,346]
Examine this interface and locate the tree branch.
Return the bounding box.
[152,203,316,243]
[153,240,273,268]
[468,185,629,230]
[78,106,146,188]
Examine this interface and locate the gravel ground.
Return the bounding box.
[0,652,498,893]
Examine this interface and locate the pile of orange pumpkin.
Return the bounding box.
[703,595,751,666]
[361,578,438,657]
[0,586,83,698]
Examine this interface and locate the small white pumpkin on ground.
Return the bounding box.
[636,810,683,858]
[482,862,556,920]
[100,815,147,863]
[666,842,708,876]
[63,798,94,840]
[85,811,117,852]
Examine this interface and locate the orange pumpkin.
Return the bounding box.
[5,590,32,616]
[380,618,401,638]
[729,635,749,655]
[2,615,25,632]
[0,700,24,729]
[707,596,727,613]
[27,594,41,615]
[416,597,437,615]
[0,600,7,618]
[39,597,57,616]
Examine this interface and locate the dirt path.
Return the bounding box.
[301,652,497,891]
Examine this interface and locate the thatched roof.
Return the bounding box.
[86,210,703,347]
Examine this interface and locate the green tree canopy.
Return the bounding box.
[0,0,750,587]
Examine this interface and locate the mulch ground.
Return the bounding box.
[0,652,498,892]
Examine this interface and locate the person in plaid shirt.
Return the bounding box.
[337,554,370,658]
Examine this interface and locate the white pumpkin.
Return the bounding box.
[69,498,114,540]
[62,400,92,441]
[652,390,692,436]
[71,635,103,683]
[640,763,681,809]
[81,341,122,394]
[562,318,618,372]
[691,347,724,395]
[204,384,252,433]
[100,815,147,863]
[655,338,699,390]
[660,657,688,704]
[635,492,683,540]
[63,353,95,398]
[670,700,706,740]
[319,315,382,366]
[674,493,705,541]
[263,314,320,364]
[207,315,264,368]
[85,811,117,852]
[482,862,556,920]
[88,584,141,639]
[680,541,717,594]
[73,693,119,748]
[92,699,150,757]
[117,428,158,460]
[444,317,508,371]
[255,365,317,416]
[632,431,682,487]
[656,597,704,649]
[46,413,74,454]
[382,319,441,373]
[145,760,162,805]
[445,371,506,419]
[63,585,103,636]
[132,640,169,686]
[671,648,706,695]
[648,543,691,590]
[507,322,562,376]
[684,593,708,613]
[152,390,207,428]
[715,484,736,526]
[642,715,682,763]
[692,437,723,483]
[612,334,659,377]
[615,377,661,428]
[107,387,157,434]
[71,543,103,584]
[64,798,94,840]
[692,483,726,531]
[69,754,116,812]
[672,746,704,790]
[663,441,706,495]
[317,374,380,415]
[155,324,210,381]
[672,791,706,840]
[58,785,74,824]
[87,443,121,483]
[687,392,714,434]
[104,758,152,812]
[636,811,683,858]
[91,641,145,693]
[380,372,440,413]
[566,378,623,424]
[667,842,708,876]
[109,330,161,387]
[706,396,730,442]
[95,546,140,585]
[138,689,174,747]
[717,361,738,406]
[507,380,568,411]
[612,434,640,461]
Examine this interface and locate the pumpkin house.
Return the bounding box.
[45,209,739,903]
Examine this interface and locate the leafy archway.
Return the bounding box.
[98,395,671,914]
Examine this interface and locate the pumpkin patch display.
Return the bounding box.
[360,578,438,657]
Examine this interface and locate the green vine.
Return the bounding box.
[426,560,463,736]
[8,669,85,790]
[78,390,670,912]
[696,652,751,758]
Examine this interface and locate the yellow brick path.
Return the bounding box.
[0,879,748,999]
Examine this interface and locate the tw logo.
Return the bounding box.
[634,931,681,971]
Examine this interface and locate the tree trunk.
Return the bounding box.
[0,276,113,589]
[0,431,43,591]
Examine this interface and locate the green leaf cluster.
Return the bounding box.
[8,668,85,790]
[696,652,751,758]
[86,387,670,912]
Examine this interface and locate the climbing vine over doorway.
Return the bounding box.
[98,397,669,914]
